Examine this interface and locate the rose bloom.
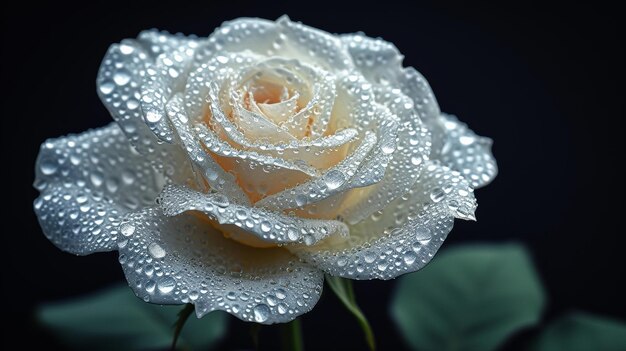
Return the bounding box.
[34,16,496,324]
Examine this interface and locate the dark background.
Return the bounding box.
[2,1,624,350]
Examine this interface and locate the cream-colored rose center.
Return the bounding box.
[195,60,359,247]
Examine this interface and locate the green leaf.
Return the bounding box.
[391,244,545,351]
[325,275,376,351]
[533,312,626,351]
[38,284,227,350]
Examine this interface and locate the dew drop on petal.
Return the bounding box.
[99,82,115,95]
[157,276,175,293]
[113,70,131,86]
[40,160,58,175]
[120,223,135,236]
[324,170,346,190]
[260,221,272,232]
[148,242,166,259]
[253,304,271,323]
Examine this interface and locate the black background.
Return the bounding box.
[2,1,624,350]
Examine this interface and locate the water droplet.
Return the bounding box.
[145,279,156,293]
[99,82,115,95]
[40,160,58,175]
[119,44,135,55]
[260,221,272,232]
[403,251,417,265]
[148,242,166,259]
[277,303,288,314]
[146,111,162,123]
[295,194,307,207]
[90,172,103,187]
[381,141,396,154]
[415,227,432,241]
[430,188,445,203]
[235,209,247,220]
[324,170,346,190]
[120,223,135,236]
[113,70,131,86]
[287,229,298,241]
[253,304,270,322]
[157,277,176,294]
[275,289,287,300]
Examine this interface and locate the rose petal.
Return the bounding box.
[184,53,355,170]
[173,88,319,201]
[255,131,377,211]
[255,73,400,218]
[33,124,171,255]
[194,124,318,200]
[159,185,348,245]
[96,40,160,154]
[286,103,399,219]
[341,86,432,224]
[276,16,353,71]
[140,39,199,143]
[341,33,440,125]
[399,66,441,124]
[192,17,352,73]
[136,29,198,59]
[290,161,476,279]
[165,94,249,204]
[341,33,404,86]
[117,207,324,324]
[430,114,498,188]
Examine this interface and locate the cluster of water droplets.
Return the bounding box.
[117,207,323,323]
[34,124,165,254]
[292,161,476,279]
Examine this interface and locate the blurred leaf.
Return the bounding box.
[326,275,376,350]
[391,244,545,351]
[533,312,626,351]
[38,284,227,350]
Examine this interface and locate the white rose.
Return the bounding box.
[34,16,497,324]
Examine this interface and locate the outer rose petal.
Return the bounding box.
[117,207,324,324]
[159,185,348,245]
[430,114,498,188]
[342,33,497,188]
[290,161,476,280]
[34,124,170,255]
[341,86,431,224]
[193,16,352,74]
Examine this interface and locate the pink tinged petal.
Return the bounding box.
[33,124,167,255]
[290,161,476,280]
[431,114,498,188]
[158,185,348,245]
[117,207,324,324]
